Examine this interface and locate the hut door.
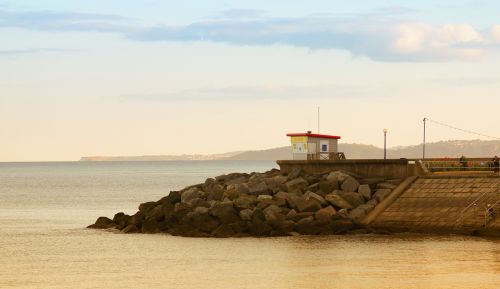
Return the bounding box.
[320,140,329,160]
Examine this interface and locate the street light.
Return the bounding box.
[383,128,388,160]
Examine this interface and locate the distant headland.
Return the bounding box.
[80,140,500,161]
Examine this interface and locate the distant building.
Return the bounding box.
[286,131,341,160]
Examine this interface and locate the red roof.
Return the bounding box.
[286,133,341,140]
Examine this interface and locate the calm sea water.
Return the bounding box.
[1,161,499,289]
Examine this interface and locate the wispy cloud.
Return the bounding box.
[121,84,379,102]
[0,9,135,32]
[129,14,500,62]
[0,48,72,56]
[1,7,500,62]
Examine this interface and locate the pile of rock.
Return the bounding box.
[88,168,401,237]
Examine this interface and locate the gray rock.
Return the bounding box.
[326,171,350,183]
[307,183,320,192]
[193,206,209,215]
[366,198,378,207]
[286,177,308,192]
[348,207,366,222]
[281,192,301,209]
[112,212,131,229]
[263,205,286,224]
[291,211,315,222]
[341,176,360,192]
[234,183,250,195]
[209,201,240,223]
[145,205,164,221]
[138,201,157,212]
[325,193,353,209]
[239,209,253,221]
[88,216,114,229]
[357,203,376,213]
[304,191,327,206]
[121,224,139,233]
[223,189,240,200]
[358,184,372,201]
[297,216,314,225]
[286,209,298,220]
[295,197,322,212]
[373,189,392,202]
[233,195,257,210]
[273,175,288,184]
[248,181,271,196]
[257,195,273,201]
[336,191,365,208]
[337,208,349,218]
[319,180,339,194]
[181,187,204,204]
[315,206,336,224]
[182,210,220,233]
[225,176,248,185]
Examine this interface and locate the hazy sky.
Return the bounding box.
[1,0,500,161]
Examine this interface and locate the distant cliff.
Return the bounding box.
[80,140,500,161]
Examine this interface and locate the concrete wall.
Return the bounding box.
[277,159,410,179]
[368,176,500,235]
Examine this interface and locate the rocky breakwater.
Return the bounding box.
[89,169,401,237]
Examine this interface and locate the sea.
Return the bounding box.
[0,161,499,289]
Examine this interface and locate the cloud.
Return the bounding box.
[0,48,71,56]
[0,9,135,32]
[128,14,500,62]
[1,8,500,62]
[121,84,378,102]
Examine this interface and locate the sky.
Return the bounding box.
[1,0,500,161]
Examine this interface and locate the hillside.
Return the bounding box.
[225,140,500,160]
[80,140,500,161]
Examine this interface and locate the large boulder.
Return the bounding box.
[326,171,350,183]
[248,181,271,196]
[121,224,139,233]
[286,178,308,192]
[145,204,164,221]
[233,195,258,210]
[348,207,367,222]
[263,205,286,224]
[304,191,327,206]
[138,201,157,213]
[112,212,131,229]
[358,184,372,201]
[239,209,254,221]
[318,180,339,194]
[223,188,240,200]
[209,201,240,223]
[336,191,365,208]
[181,187,205,204]
[315,206,336,224]
[159,191,181,206]
[331,218,355,233]
[273,175,288,184]
[88,216,114,229]
[295,197,322,212]
[225,176,248,185]
[325,193,353,209]
[182,208,220,233]
[341,176,360,192]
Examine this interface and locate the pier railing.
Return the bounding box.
[421,158,499,172]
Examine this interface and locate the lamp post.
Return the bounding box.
[383,128,388,160]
